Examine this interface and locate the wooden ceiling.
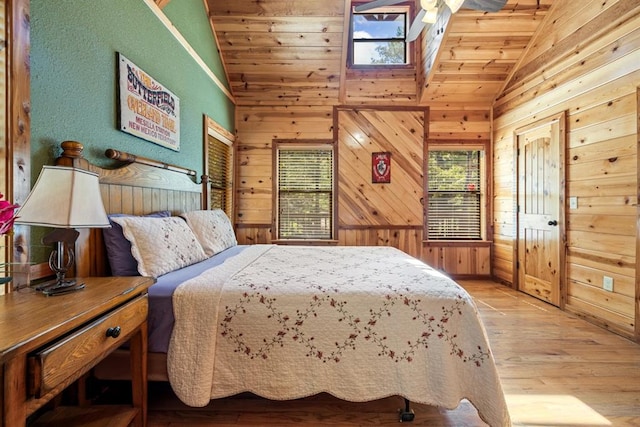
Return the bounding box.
[420,0,551,106]
[194,0,552,107]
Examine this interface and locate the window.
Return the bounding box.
[427,148,485,240]
[207,134,233,217]
[276,145,334,240]
[351,7,409,66]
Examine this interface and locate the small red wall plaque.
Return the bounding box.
[372,152,391,183]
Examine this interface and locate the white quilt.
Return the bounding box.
[168,245,510,426]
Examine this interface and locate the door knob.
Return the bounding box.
[548,220,558,226]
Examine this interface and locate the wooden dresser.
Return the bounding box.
[0,276,153,427]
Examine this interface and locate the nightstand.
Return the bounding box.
[0,276,154,427]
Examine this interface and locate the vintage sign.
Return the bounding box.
[372,152,391,183]
[118,53,180,151]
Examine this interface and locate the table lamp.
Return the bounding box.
[15,165,110,295]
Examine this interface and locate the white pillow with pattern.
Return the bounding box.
[180,209,237,257]
[111,216,207,278]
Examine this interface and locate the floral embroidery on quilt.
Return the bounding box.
[219,246,491,366]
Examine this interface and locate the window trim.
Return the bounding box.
[423,140,492,243]
[203,115,235,219]
[272,139,337,242]
[347,2,416,69]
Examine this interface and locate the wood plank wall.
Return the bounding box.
[336,106,424,257]
[492,0,640,339]
[6,0,31,292]
[235,105,334,243]
[417,0,552,106]
[219,0,495,277]
[0,0,7,294]
[426,103,492,276]
[235,102,492,277]
[343,68,418,105]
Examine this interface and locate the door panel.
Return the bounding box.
[516,113,565,307]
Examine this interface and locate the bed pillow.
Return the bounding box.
[180,209,237,257]
[111,216,208,278]
[103,211,171,276]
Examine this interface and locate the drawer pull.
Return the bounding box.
[106,326,121,338]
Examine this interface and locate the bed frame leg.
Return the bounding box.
[399,398,415,422]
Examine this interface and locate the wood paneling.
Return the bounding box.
[235,105,334,225]
[501,0,640,102]
[207,0,551,110]
[492,0,640,339]
[6,0,31,292]
[342,68,418,105]
[236,225,273,245]
[336,107,425,228]
[337,107,426,261]
[334,106,427,263]
[419,0,552,107]
[233,103,491,276]
[207,0,346,106]
[428,106,491,140]
[0,0,7,295]
[212,1,539,278]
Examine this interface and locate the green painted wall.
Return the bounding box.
[163,0,231,93]
[30,0,234,176]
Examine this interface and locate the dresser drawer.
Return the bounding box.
[28,294,148,398]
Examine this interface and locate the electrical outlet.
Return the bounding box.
[603,276,614,292]
[569,197,578,209]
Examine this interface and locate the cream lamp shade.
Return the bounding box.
[15,166,110,229]
[15,165,110,294]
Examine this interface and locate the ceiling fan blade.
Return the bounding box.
[354,0,405,12]
[406,8,426,42]
[461,0,508,12]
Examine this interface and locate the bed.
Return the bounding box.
[58,142,511,427]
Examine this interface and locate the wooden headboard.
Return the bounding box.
[55,141,205,277]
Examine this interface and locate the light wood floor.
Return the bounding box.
[146,280,640,426]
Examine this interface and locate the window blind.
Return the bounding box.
[428,150,481,240]
[208,135,232,214]
[278,149,333,239]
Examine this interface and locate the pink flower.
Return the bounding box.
[0,193,19,235]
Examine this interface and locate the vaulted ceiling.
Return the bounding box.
[193,0,553,107]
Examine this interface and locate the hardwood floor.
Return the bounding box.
[145,280,640,426]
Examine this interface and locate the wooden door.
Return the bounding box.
[516,113,566,307]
